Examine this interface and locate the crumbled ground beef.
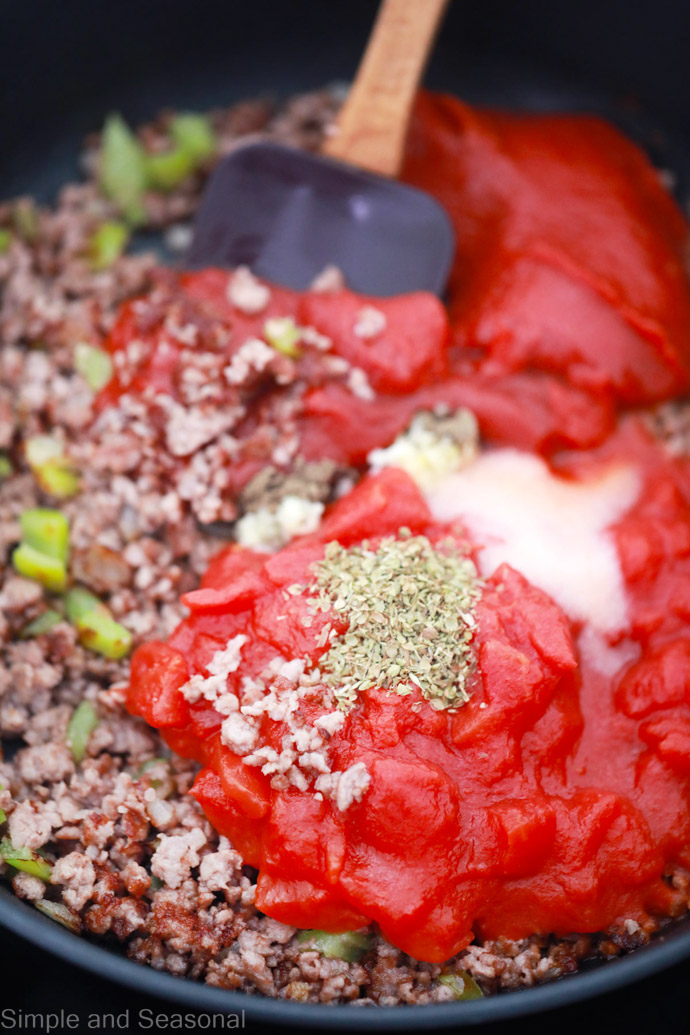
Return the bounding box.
[239,458,346,514]
[1,86,689,1007]
[646,399,690,457]
[75,267,370,531]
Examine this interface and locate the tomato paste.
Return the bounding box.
[404,93,690,404]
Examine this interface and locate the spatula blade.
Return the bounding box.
[188,141,455,296]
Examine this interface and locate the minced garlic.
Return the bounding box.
[308,532,481,711]
[368,408,479,490]
[235,495,325,552]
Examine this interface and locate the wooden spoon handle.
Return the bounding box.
[322,0,449,177]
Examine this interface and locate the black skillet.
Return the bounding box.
[2,0,690,1027]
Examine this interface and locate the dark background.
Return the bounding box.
[3,0,690,200]
[2,0,690,1030]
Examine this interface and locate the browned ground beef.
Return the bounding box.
[1,87,689,1006]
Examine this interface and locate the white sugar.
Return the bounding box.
[578,625,641,676]
[426,449,639,634]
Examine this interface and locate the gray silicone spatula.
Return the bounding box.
[188,0,454,296]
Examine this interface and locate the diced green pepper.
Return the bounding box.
[438,971,483,1001]
[35,899,81,933]
[264,316,302,358]
[20,507,69,562]
[145,147,195,191]
[26,440,80,498]
[149,875,163,892]
[136,757,173,796]
[137,757,169,776]
[64,586,132,660]
[64,586,108,623]
[12,200,39,242]
[19,609,62,639]
[99,114,148,226]
[0,838,52,881]
[75,610,132,660]
[144,113,216,192]
[66,700,99,764]
[0,455,11,479]
[38,466,75,496]
[25,436,79,496]
[0,783,6,825]
[13,543,68,592]
[33,462,80,498]
[0,229,11,254]
[74,342,113,392]
[297,929,372,962]
[170,113,217,163]
[25,435,62,466]
[89,220,129,270]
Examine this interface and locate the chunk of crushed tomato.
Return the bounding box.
[126,467,684,962]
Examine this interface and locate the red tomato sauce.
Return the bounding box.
[126,431,690,962]
[121,95,690,961]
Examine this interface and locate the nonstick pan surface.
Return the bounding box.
[2,0,690,1026]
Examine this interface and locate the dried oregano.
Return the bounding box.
[306,531,481,711]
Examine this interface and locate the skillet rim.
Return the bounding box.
[2,883,690,1028]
